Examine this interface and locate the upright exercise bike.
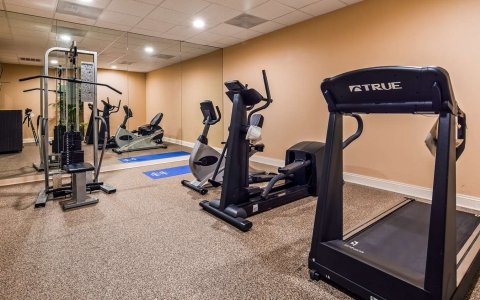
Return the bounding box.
[112,105,167,154]
[181,100,273,195]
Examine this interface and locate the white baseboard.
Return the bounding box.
[163,137,195,148]
[163,137,480,210]
[250,155,284,167]
[344,172,480,210]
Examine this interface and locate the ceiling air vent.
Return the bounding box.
[225,13,268,29]
[19,57,42,62]
[56,0,103,20]
[154,54,175,60]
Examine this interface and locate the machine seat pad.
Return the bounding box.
[64,162,95,173]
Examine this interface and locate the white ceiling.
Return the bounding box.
[0,0,362,72]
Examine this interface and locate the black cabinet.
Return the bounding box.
[0,110,23,153]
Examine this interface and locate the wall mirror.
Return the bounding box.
[0,11,223,183]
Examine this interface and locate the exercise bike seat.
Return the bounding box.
[138,112,163,135]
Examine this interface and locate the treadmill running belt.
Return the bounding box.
[327,201,480,287]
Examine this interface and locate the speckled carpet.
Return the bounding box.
[0,161,479,299]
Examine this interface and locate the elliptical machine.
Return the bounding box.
[85,97,120,149]
[112,105,167,154]
[200,70,327,231]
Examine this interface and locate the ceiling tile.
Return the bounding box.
[95,20,133,32]
[216,35,242,45]
[247,0,295,20]
[160,0,210,15]
[274,10,312,25]
[250,21,284,33]
[4,0,56,11]
[4,4,55,18]
[193,4,241,25]
[97,10,142,26]
[106,0,156,18]
[163,25,198,40]
[208,23,245,36]
[300,0,346,16]
[235,29,263,40]
[54,12,97,26]
[134,18,175,32]
[148,7,190,26]
[275,0,319,9]
[11,28,50,39]
[192,31,224,43]
[136,0,165,5]
[205,0,268,11]
[340,0,362,4]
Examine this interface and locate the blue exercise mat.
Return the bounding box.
[118,151,190,163]
[144,165,191,180]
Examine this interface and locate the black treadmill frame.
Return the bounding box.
[308,66,480,300]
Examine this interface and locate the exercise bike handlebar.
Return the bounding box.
[19,75,123,95]
[210,105,222,125]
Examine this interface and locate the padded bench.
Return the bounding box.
[62,162,99,210]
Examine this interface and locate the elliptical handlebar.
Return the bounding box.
[247,70,272,124]
[101,98,121,113]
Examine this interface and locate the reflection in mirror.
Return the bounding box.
[180,42,223,150]
[0,11,224,183]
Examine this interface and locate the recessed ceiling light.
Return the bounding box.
[111,65,117,69]
[144,46,154,54]
[193,18,205,29]
[50,59,58,65]
[59,34,71,42]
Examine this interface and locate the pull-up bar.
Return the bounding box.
[19,75,122,95]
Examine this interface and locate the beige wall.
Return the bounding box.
[145,50,224,146]
[222,0,480,197]
[0,63,146,139]
[180,50,223,147]
[97,69,146,131]
[145,64,182,140]
[0,63,56,138]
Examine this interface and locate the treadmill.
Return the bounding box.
[309,66,480,299]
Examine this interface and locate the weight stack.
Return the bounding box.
[52,125,66,154]
[61,131,84,167]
